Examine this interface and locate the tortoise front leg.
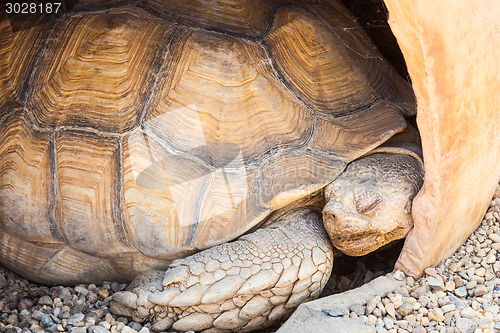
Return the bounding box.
[110,208,333,332]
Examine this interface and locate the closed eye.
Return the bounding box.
[356,197,382,214]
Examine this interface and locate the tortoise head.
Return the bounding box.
[322,153,424,256]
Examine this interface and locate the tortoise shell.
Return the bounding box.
[0,0,415,284]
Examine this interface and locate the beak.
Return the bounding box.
[322,201,379,256]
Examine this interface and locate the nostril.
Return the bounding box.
[323,209,336,221]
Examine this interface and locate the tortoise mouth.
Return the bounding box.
[329,232,382,256]
[327,222,412,257]
[323,205,411,257]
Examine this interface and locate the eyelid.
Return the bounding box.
[356,196,382,213]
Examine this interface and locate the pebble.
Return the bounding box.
[413,327,426,333]
[474,267,486,277]
[41,314,55,326]
[74,285,89,296]
[91,326,111,333]
[347,182,500,333]
[455,286,468,297]
[67,313,85,325]
[383,317,394,329]
[397,303,413,316]
[473,285,488,296]
[456,318,477,333]
[122,326,139,333]
[38,295,53,306]
[393,270,405,281]
[441,304,455,313]
[460,307,478,319]
[424,267,437,277]
[366,296,380,314]
[98,289,110,299]
[444,280,455,291]
[483,303,499,315]
[385,303,395,317]
[428,308,444,322]
[426,275,444,290]
[488,233,500,243]
[466,280,477,290]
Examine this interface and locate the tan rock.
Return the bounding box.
[387,0,500,278]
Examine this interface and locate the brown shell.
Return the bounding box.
[0,0,414,283]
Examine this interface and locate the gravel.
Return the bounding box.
[0,183,499,332]
[353,182,500,333]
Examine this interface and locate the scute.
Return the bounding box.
[137,0,291,38]
[0,0,415,282]
[0,111,55,244]
[264,5,415,117]
[25,9,176,133]
[55,130,132,256]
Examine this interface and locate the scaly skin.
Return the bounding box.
[111,208,333,332]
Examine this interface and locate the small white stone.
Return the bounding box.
[395,320,408,329]
[426,275,444,290]
[456,317,477,333]
[474,285,488,296]
[404,314,417,326]
[460,307,478,319]
[397,303,413,316]
[393,270,405,281]
[466,280,477,290]
[413,327,426,333]
[441,304,456,313]
[444,280,456,291]
[488,233,500,243]
[474,267,486,277]
[121,327,138,333]
[485,212,495,220]
[424,267,437,277]
[366,296,381,314]
[455,286,467,298]
[383,316,394,329]
[385,302,396,317]
[428,308,444,322]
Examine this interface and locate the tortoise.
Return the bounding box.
[0,0,424,331]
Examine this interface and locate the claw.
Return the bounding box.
[162,265,189,286]
[148,289,180,305]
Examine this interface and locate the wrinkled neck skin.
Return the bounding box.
[323,152,424,256]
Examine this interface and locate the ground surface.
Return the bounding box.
[355,183,500,333]
[0,183,498,333]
